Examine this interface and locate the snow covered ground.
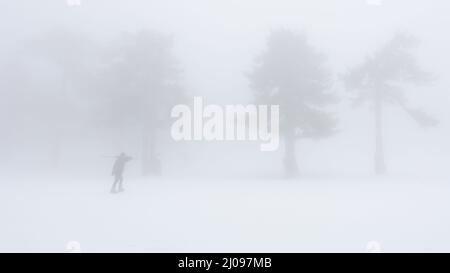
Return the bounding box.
[2,173,450,253]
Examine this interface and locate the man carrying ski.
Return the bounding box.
[111,152,133,194]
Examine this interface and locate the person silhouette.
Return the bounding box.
[111,152,133,194]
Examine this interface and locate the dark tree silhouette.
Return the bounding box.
[344,32,436,175]
[99,30,184,176]
[249,30,337,177]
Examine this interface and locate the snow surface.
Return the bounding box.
[2,174,450,253]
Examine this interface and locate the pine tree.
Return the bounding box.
[99,30,184,176]
[343,32,436,175]
[249,30,337,177]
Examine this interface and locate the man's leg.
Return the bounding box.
[118,175,124,192]
[111,176,119,193]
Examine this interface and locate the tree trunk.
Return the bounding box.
[374,92,386,175]
[51,72,68,169]
[283,129,298,177]
[51,135,61,169]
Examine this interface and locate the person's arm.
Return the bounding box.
[112,161,117,175]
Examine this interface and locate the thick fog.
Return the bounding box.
[1,0,450,252]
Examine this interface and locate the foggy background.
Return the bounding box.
[1,0,450,252]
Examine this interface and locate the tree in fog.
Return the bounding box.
[249,30,337,177]
[0,59,33,166]
[344,33,436,175]
[99,30,184,176]
[27,29,98,167]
